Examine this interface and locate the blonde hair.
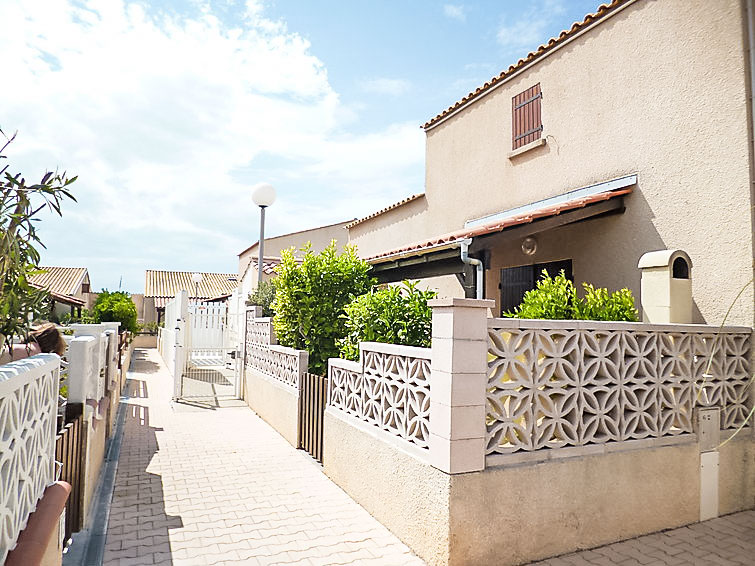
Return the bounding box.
[29,322,67,356]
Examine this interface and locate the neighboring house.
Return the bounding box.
[237,220,352,300]
[143,270,238,324]
[349,0,755,328]
[29,266,93,320]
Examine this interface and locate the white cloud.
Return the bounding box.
[443,4,466,23]
[0,0,424,290]
[496,0,566,53]
[358,78,412,96]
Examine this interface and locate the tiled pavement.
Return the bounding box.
[103,348,424,565]
[527,510,755,566]
[105,349,754,566]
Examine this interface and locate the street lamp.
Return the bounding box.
[252,182,276,288]
[191,272,203,304]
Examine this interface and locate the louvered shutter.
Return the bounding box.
[512,84,542,150]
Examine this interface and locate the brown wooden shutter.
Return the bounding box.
[512,83,542,150]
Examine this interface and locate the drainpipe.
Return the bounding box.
[460,238,484,300]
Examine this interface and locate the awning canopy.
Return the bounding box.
[367,175,635,293]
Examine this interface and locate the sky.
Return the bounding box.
[2,0,600,293]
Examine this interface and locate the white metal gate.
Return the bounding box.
[178,303,242,401]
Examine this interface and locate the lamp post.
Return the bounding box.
[191,272,203,304]
[252,182,276,289]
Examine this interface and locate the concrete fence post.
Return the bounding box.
[428,298,494,474]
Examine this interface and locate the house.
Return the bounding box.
[349,0,755,328]
[29,266,94,320]
[237,220,352,300]
[143,270,239,324]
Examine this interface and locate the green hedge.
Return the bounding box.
[504,270,638,322]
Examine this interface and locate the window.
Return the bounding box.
[81,283,90,294]
[499,259,572,315]
[512,83,542,150]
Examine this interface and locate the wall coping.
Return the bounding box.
[429,298,496,309]
[488,318,752,333]
[360,341,432,359]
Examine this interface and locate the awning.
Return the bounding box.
[48,290,85,307]
[367,175,635,290]
[368,178,633,265]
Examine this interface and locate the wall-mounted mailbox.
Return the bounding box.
[637,249,693,323]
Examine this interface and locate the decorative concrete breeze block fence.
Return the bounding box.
[324,299,752,473]
[244,309,308,390]
[486,319,752,459]
[329,343,431,450]
[0,324,122,561]
[0,355,60,563]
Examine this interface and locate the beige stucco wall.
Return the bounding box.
[238,221,351,277]
[243,368,299,447]
[133,334,157,348]
[450,442,699,566]
[718,433,755,514]
[82,415,107,527]
[350,0,754,327]
[323,410,451,566]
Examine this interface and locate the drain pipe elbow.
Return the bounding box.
[459,238,484,300]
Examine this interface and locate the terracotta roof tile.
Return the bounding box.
[345,194,425,229]
[366,187,632,263]
[423,0,629,130]
[145,270,238,300]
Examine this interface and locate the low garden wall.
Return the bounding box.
[322,298,754,566]
[243,308,308,446]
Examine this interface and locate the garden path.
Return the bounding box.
[103,348,425,565]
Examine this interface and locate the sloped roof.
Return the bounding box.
[345,194,425,229]
[145,270,238,300]
[30,267,88,296]
[423,0,630,130]
[367,186,632,263]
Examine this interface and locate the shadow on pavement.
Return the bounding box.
[104,386,183,565]
[130,349,162,374]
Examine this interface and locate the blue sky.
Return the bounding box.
[3,0,599,293]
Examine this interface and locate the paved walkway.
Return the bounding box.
[103,348,424,565]
[527,510,755,566]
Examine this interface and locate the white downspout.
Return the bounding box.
[460,238,484,300]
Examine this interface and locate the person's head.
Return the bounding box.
[29,322,67,356]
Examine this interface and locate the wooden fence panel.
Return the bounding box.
[55,409,85,546]
[298,373,329,463]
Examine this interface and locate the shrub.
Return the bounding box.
[574,283,639,322]
[504,270,576,319]
[505,270,638,322]
[338,281,437,361]
[92,290,139,333]
[247,279,276,317]
[272,242,374,375]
